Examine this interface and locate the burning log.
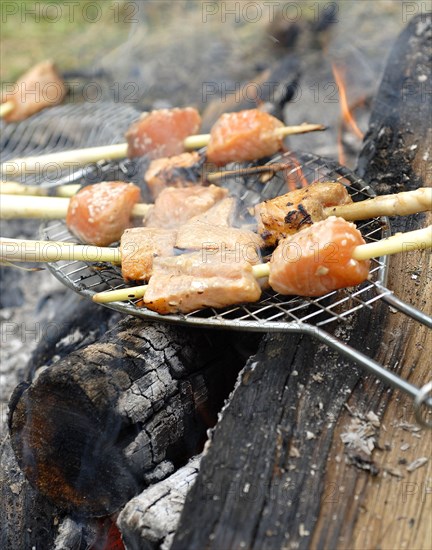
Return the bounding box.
[8,317,255,517]
[171,13,432,550]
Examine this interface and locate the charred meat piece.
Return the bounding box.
[1,60,66,123]
[125,107,201,159]
[176,223,263,264]
[254,181,352,246]
[144,252,262,314]
[206,109,285,166]
[66,182,142,246]
[145,151,202,199]
[269,216,370,297]
[120,227,177,283]
[145,184,228,229]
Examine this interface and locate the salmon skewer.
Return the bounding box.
[2,184,431,246]
[0,182,228,246]
[1,60,66,122]
[90,220,432,309]
[1,222,430,307]
[1,107,325,177]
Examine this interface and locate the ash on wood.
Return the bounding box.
[118,454,201,550]
[172,14,431,550]
[8,318,255,517]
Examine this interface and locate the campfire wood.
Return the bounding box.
[8,318,253,518]
[171,13,432,550]
[0,10,430,550]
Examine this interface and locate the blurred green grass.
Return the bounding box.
[1,1,133,82]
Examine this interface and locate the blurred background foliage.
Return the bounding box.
[1,1,133,81]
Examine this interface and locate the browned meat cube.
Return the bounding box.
[176,223,263,264]
[1,60,66,123]
[145,184,228,229]
[120,227,177,282]
[145,151,202,199]
[125,107,201,159]
[253,181,352,246]
[144,252,262,314]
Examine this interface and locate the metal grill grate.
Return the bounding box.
[42,150,391,331]
[2,103,431,427]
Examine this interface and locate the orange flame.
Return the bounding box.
[332,64,364,165]
[283,154,310,191]
[333,64,364,139]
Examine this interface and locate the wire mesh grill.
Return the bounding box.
[42,150,392,331]
[3,102,431,425]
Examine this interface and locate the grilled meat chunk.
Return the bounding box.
[1,60,66,122]
[120,227,177,282]
[125,107,201,159]
[206,109,285,166]
[176,223,263,264]
[145,151,202,199]
[268,216,370,297]
[66,181,141,246]
[254,181,352,246]
[144,252,262,314]
[186,197,238,227]
[145,184,228,229]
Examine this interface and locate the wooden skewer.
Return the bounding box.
[0,180,81,197]
[92,225,432,303]
[0,123,325,178]
[1,187,430,223]
[324,188,432,220]
[2,224,430,303]
[0,101,15,118]
[0,194,152,219]
[0,238,120,264]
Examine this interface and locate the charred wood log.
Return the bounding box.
[172,13,432,550]
[8,318,255,517]
[0,435,61,550]
[117,455,201,550]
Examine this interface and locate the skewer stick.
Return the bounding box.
[0,238,121,264]
[92,225,432,304]
[351,226,432,261]
[1,123,325,177]
[0,180,81,197]
[0,101,15,118]
[2,187,430,223]
[1,144,129,178]
[93,285,148,303]
[0,194,152,219]
[324,187,432,220]
[183,123,326,150]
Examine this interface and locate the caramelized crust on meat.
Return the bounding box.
[144,252,262,314]
[145,151,202,199]
[145,184,228,229]
[125,107,201,159]
[254,181,352,246]
[1,60,66,122]
[120,227,177,282]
